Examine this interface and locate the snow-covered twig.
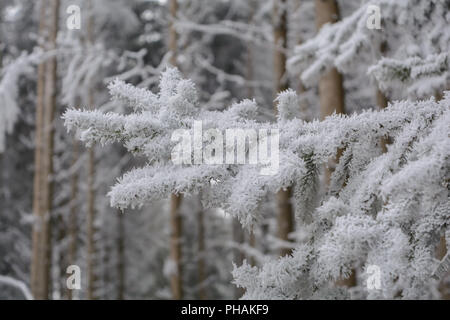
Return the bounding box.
[0,275,33,300]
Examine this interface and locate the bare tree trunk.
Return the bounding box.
[31,0,60,299]
[85,0,100,299]
[117,211,125,300]
[294,0,308,116]
[86,146,98,299]
[31,0,47,298]
[436,236,449,300]
[197,205,206,300]
[246,3,255,100]
[170,194,183,300]
[42,0,60,299]
[169,0,178,67]
[273,0,294,257]
[67,139,79,300]
[276,188,294,257]
[85,95,98,299]
[245,4,258,267]
[168,0,184,300]
[233,218,245,298]
[248,230,256,267]
[273,0,289,93]
[56,211,66,299]
[377,89,389,153]
[434,92,449,300]
[315,0,345,120]
[377,42,389,152]
[314,0,353,287]
[315,0,346,186]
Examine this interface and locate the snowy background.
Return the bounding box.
[0,0,449,300]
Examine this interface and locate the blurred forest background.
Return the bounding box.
[0,0,448,300]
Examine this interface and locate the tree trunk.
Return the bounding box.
[117,211,125,300]
[294,0,307,98]
[67,139,79,300]
[377,42,389,152]
[232,218,245,298]
[168,0,184,300]
[31,0,60,300]
[170,194,183,300]
[31,0,47,298]
[434,92,449,300]
[56,209,66,299]
[377,89,389,153]
[246,4,255,99]
[315,0,353,287]
[85,0,100,299]
[169,0,178,67]
[315,0,345,121]
[197,204,206,300]
[436,236,449,300]
[86,146,98,299]
[85,94,98,299]
[315,0,346,186]
[248,230,256,267]
[273,0,294,257]
[318,65,345,119]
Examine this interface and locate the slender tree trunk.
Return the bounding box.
[117,211,125,300]
[314,0,353,287]
[377,89,390,153]
[377,42,389,152]
[294,0,308,116]
[85,95,99,299]
[168,0,184,300]
[86,128,98,299]
[248,230,256,267]
[67,139,79,300]
[86,146,98,299]
[57,211,66,299]
[273,0,294,257]
[434,92,449,300]
[85,0,100,299]
[197,204,206,300]
[436,236,449,300]
[31,0,60,299]
[232,218,245,298]
[169,0,178,67]
[170,194,183,300]
[315,0,345,122]
[315,0,345,188]
[31,0,47,299]
[246,3,255,100]
[246,4,258,267]
[42,0,60,299]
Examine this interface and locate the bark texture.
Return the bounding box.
[273,0,294,257]
[67,139,79,300]
[170,193,183,300]
[197,205,206,300]
[168,0,184,300]
[315,0,354,287]
[86,1,99,299]
[31,0,60,300]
